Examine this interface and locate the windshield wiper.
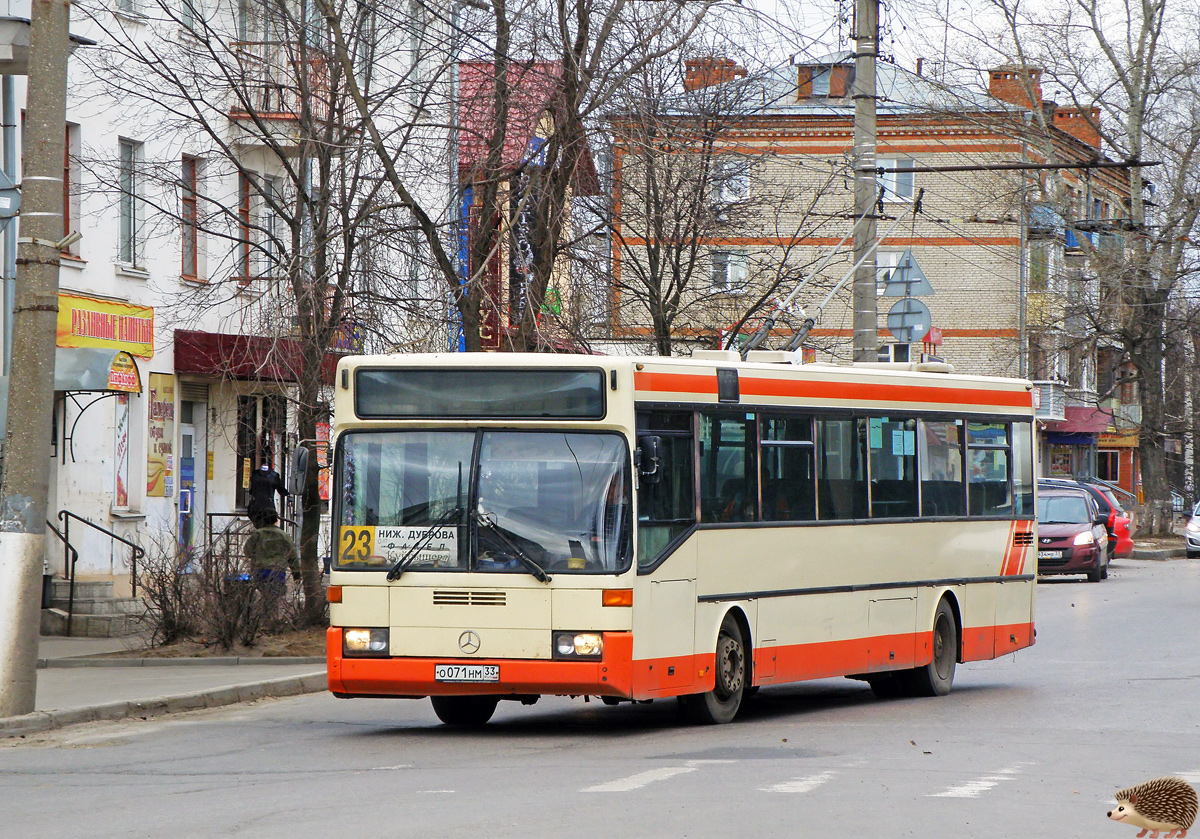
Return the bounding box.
[386,506,462,581]
[474,510,552,583]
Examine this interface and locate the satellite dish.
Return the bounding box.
[887,298,931,343]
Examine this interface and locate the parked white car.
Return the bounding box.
[1186,502,1200,559]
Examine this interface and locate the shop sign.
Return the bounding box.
[107,351,142,393]
[57,293,154,359]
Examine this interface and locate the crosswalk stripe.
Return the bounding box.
[582,766,697,793]
[760,771,836,793]
[929,764,1027,798]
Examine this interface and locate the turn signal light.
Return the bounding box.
[602,589,633,607]
[326,585,343,603]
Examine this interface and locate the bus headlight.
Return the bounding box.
[553,632,603,660]
[344,628,389,656]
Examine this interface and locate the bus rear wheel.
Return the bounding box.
[681,614,746,724]
[905,599,957,697]
[431,696,499,726]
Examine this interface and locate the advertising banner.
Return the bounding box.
[57,293,154,358]
[147,373,175,497]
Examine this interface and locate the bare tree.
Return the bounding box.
[919,0,1200,533]
[314,0,720,353]
[77,0,438,617]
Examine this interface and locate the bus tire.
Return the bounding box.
[905,599,957,697]
[682,614,746,724]
[430,695,499,726]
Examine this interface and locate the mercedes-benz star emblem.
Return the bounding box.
[459,630,481,655]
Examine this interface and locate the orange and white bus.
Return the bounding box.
[326,351,1036,725]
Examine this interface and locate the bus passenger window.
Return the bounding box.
[699,413,758,523]
[919,419,965,517]
[1012,421,1034,516]
[760,415,816,521]
[868,417,918,518]
[817,417,868,520]
[636,411,695,567]
[967,422,1011,516]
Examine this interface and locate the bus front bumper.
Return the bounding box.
[327,628,634,699]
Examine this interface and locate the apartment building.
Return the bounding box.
[0,0,450,588]
[609,53,1135,487]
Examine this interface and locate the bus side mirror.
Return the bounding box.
[637,435,662,484]
[290,446,309,495]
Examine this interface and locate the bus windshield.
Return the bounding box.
[337,430,631,575]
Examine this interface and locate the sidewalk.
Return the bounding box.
[0,636,326,738]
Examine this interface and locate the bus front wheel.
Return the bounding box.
[431,695,499,726]
[681,614,746,724]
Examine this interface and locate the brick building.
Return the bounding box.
[609,53,1136,488]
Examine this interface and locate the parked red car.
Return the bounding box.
[1039,478,1133,559]
[1037,488,1110,582]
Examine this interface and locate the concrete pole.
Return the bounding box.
[851,0,879,362]
[0,0,71,717]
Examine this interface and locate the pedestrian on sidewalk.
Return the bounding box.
[248,460,288,528]
[244,511,299,614]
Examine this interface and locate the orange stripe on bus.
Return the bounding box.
[634,370,1032,409]
[1000,520,1017,576]
[328,621,1035,702]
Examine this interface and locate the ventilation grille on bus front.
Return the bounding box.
[1013,531,1035,546]
[432,590,507,606]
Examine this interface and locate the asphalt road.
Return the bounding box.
[4,558,1199,839]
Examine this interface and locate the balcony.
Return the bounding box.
[1032,380,1066,422]
[228,41,332,152]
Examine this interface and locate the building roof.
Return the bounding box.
[457,60,599,194]
[721,51,1005,118]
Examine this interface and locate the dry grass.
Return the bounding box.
[95,627,327,659]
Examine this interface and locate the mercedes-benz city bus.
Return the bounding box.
[326,351,1036,725]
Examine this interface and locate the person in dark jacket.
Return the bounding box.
[248,461,287,528]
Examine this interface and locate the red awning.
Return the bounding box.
[174,330,340,383]
[1042,406,1114,434]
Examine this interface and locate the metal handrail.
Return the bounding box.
[206,511,300,549]
[45,519,79,634]
[57,511,146,638]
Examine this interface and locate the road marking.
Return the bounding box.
[761,771,836,793]
[929,764,1027,798]
[416,790,456,794]
[1175,771,1200,784]
[374,765,413,771]
[583,766,698,792]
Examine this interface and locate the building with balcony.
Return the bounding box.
[0,0,452,595]
[607,53,1136,486]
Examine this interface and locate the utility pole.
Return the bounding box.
[0,0,71,717]
[851,0,879,362]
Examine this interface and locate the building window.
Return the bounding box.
[117,0,142,15]
[714,157,750,204]
[710,251,748,292]
[118,139,142,266]
[63,124,80,256]
[1029,244,1049,291]
[257,175,284,279]
[181,156,200,279]
[181,0,199,29]
[238,173,252,280]
[876,250,901,295]
[1097,450,1120,483]
[877,158,914,201]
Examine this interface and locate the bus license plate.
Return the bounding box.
[435,664,500,683]
[1037,550,1062,559]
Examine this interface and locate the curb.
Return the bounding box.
[1130,548,1187,561]
[37,656,325,669]
[0,671,327,739]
